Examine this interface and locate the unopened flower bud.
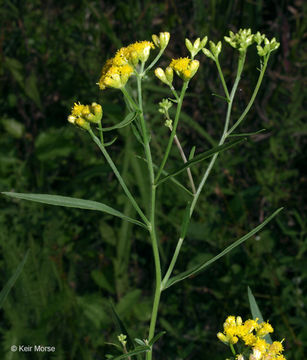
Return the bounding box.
[200,36,208,48]
[186,36,208,58]
[152,32,170,49]
[193,38,200,49]
[165,66,173,84]
[75,117,91,131]
[202,48,215,61]
[68,115,76,124]
[155,67,168,85]
[185,38,193,52]
[217,332,229,344]
[164,119,173,130]
[209,41,222,58]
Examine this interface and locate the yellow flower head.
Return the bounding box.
[98,60,133,90]
[170,57,199,81]
[98,40,154,91]
[268,341,284,356]
[68,102,103,130]
[217,316,286,360]
[125,40,154,63]
[257,321,274,337]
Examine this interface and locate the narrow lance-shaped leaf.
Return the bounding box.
[164,208,283,289]
[1,192,146,229]
[110,302,135,352]
[109,346,151,360]
[102,111,139,131]
[247,286,272,344]
[156,138,246,186]
[136,156,193,197]
[228,129,266,137]
[0,250,29,309]
[148,331,166,346]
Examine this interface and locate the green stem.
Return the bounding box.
[161,237,184,289]
[215,58,230,101]
[227,55,270,135]
[161,54,271,283]
[98,121,104,144]
[190,52,246,216]
[144,49,164,74]
[230,343,236,356]
[88,129,149,227]
[173,134,196,194]
[135,65,162,360]
[155,81,189,182]
[121,87,140,112]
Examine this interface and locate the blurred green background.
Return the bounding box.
[0,0,306,359]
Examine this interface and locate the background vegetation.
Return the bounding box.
[0,0,306,359]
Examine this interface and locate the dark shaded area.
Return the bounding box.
[0,1,306,359]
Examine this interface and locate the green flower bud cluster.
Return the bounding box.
[224,28,254,52]
[256,36,280,57]
[185,36,208,58]
[158,99,173,130]
[202,41,222,60]
[118,334,127,347]
[158,98,173,114]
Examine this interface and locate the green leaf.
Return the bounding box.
[1,192,146,229]
[137,156,193,197]
[25,73,42,109]
[104,136,118,147]
[110,346,150,359]
[110,302,135,352]
[102,112,139,131]
[188,146,196,160]
[156,138,246,186]
[165,208,283,289]
[148,331,166,346]
[0,250,29,309]
[134,338,146,346]
[229,129,266,137]
[247,286,272,344]
[2,118,25,139]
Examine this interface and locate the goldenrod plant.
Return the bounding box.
[2,29,285,359]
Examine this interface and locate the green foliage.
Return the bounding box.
[0,1,306,359]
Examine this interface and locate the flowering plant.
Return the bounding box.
[2,29,284,359]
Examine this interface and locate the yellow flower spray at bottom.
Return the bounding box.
[217,316,286,360]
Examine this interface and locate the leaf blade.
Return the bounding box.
[102,111,139,131]
[247,286,272,344]
[1,192,146,228]
[165,208,283,289]
[110,346,150,360]
[0,250,29,309]
[156,138,246,186]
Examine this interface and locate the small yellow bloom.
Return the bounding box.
[257,321,274,337]
[68,102,103,130]
[125,41,155,63]
[99,62,133,90]
[170,57,199,81]
[218,315,286,360]
[268,341,284,355]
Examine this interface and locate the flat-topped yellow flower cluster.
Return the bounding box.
[68,102,102,130]
[217,316,286,360]
[98,41,154,90]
